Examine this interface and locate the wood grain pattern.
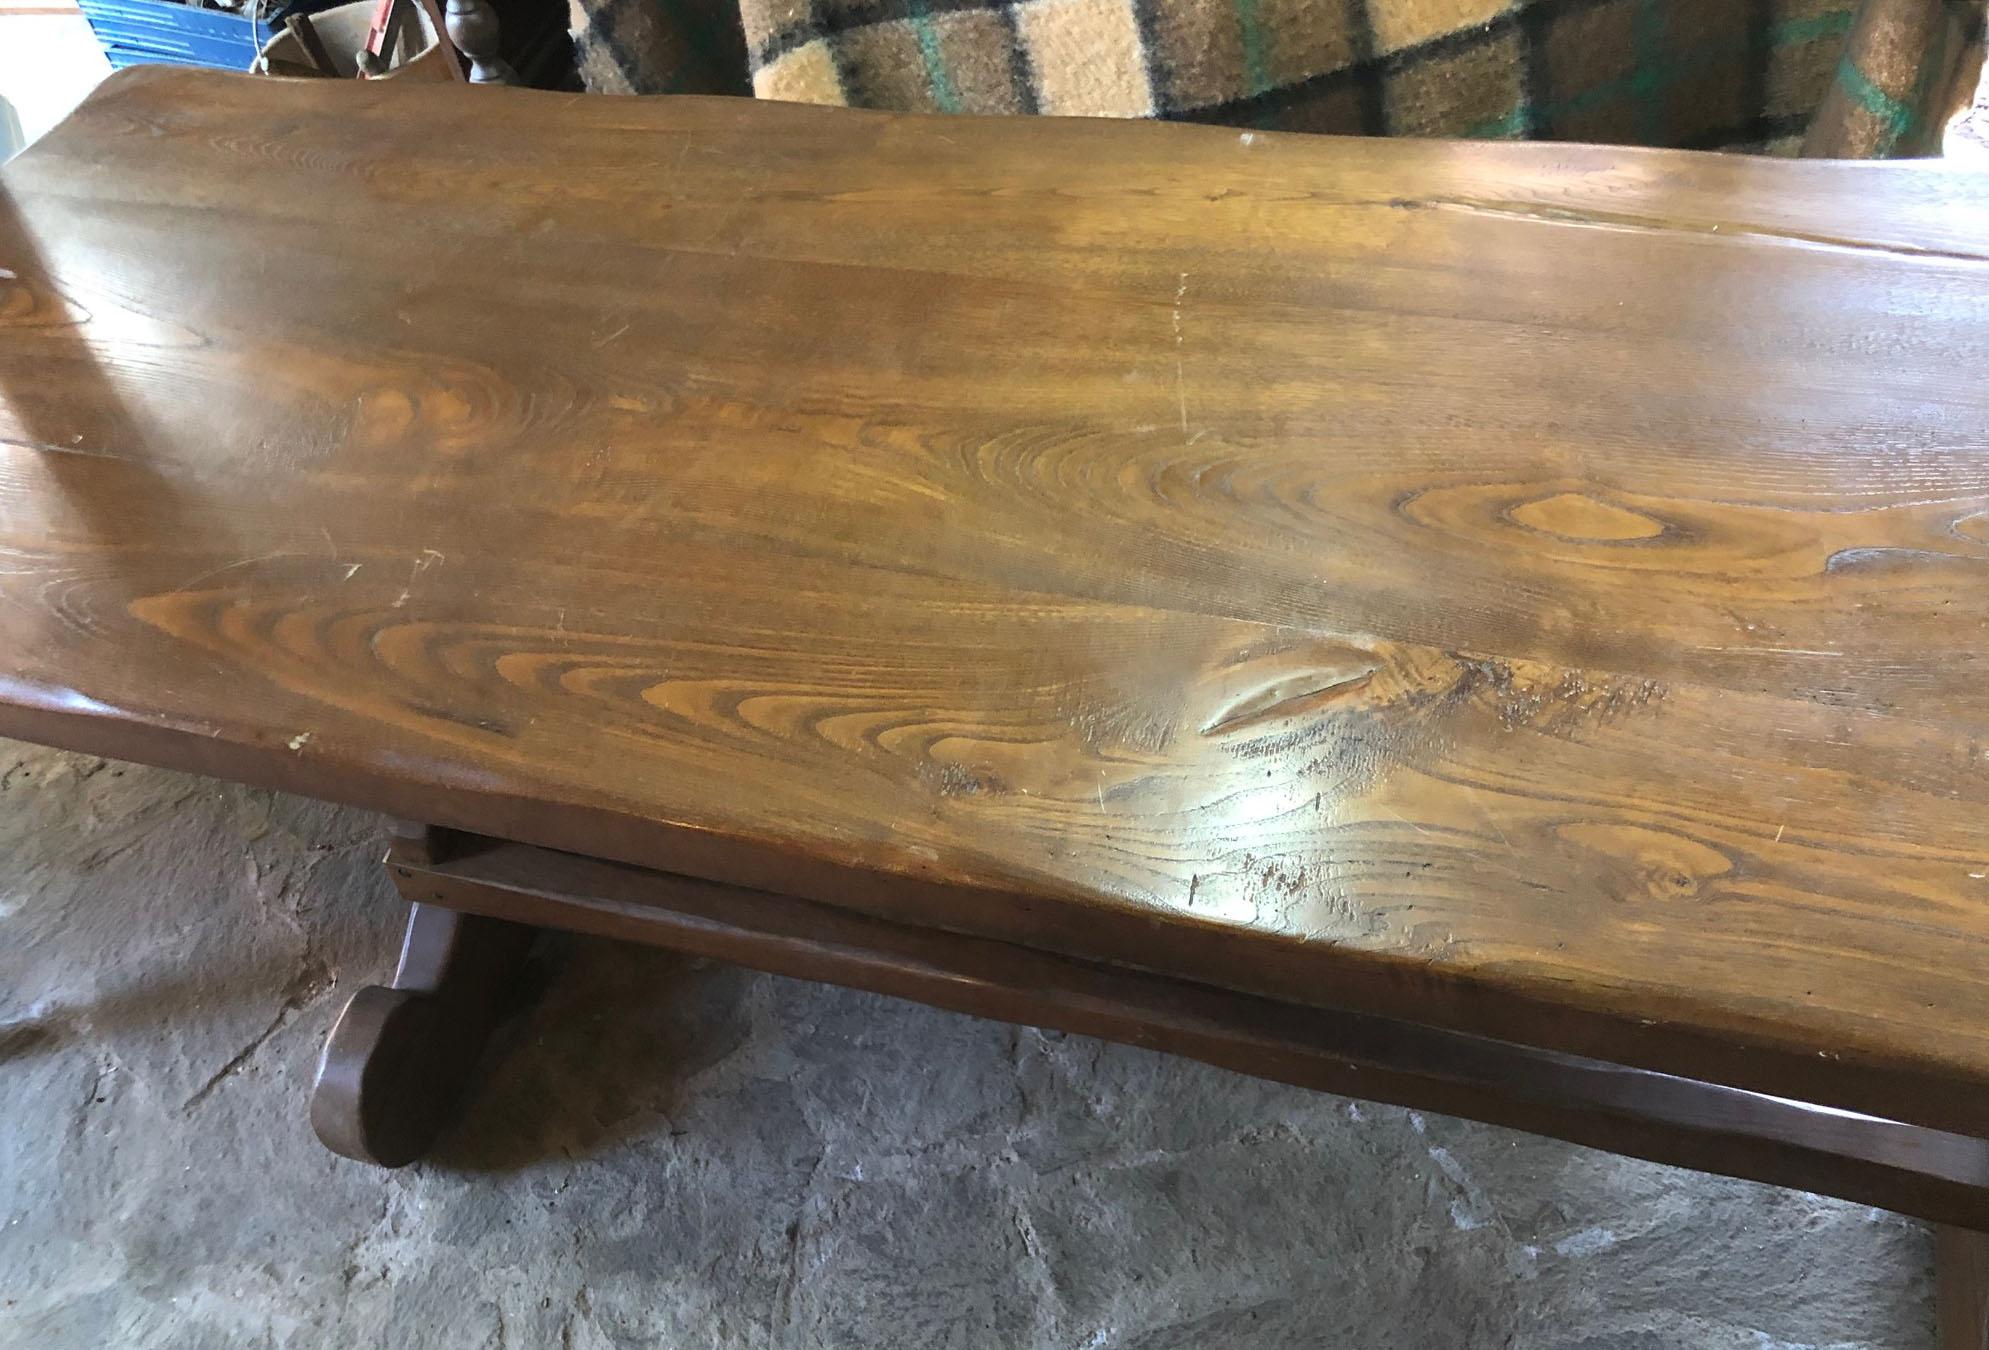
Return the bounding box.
[4,68,1989,1134]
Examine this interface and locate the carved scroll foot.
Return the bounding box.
[310,885,537,1166]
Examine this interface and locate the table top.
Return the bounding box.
[6,67,1989,1133]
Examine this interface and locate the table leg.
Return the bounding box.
[309,827,538,1165]
[1941,1226,1989,1350]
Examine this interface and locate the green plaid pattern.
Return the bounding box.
[574,0,1983,157]
[1805,0,1981,152]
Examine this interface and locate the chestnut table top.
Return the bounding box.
[6,67,1989,1135]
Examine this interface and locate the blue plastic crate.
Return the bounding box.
[77,0,279,71]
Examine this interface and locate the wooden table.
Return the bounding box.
[6,65,1989,1327]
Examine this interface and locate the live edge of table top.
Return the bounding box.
[5,66,1989,1138]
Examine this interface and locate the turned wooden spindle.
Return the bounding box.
[444,0,517,84]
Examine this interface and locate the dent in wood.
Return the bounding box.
[1200,665,1380,737]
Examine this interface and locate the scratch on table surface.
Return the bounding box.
[1172,272,1190,437]
[1465,786,1515,855]
[171,551,295,594]
[1370,800,1434,838]
[393,549,445,609]
[3,434,147,465]
[1706,644,1840,657]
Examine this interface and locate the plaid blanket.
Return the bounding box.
[570,0,1982,156]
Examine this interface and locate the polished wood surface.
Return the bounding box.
[5,68,1989,1135]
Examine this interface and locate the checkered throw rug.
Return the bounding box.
[570,0,1982,155]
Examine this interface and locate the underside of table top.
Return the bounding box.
[3,68,1988,1136]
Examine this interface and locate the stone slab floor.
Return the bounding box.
[0,738,1933,1348]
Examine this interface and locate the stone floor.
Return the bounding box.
[0,737,1934,1348]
